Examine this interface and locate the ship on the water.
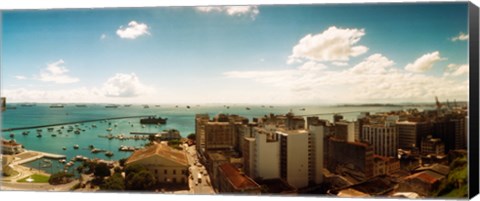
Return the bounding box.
[140,116,167,124]
[49,104,64,108]
[105,105,119,108]
[75,104,87,107]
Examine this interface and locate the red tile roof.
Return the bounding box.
[219,163,260,191]
[126,143,188,166]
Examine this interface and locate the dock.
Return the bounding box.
[1,115,151,132]
[13,150,66,165]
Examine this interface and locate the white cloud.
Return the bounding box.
[225,54,468,103]
[15,75,27,80]
[350,53,394,74]
[451,32,469,41]
[100,33,107,40]
[195,6,259,19]
[116,21,150,39]
[332,61,348,66]
[38,60,79,84]
[4,73,157,103]
[404,51,445,73]
[102,73,154,97]
[444,64,469,77]
[287,26,368,64]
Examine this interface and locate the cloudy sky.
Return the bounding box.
[1,3,470,104]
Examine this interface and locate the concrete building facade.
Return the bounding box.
[278,129,309,189]
[362,124,398,157]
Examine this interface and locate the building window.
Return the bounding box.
[164,169,167,174]
[155,169,158,174]
[173,178,177,183]
[173,170,176,175]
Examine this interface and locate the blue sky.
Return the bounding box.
[1,3,470,104]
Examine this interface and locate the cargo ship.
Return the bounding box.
[140,116,167,124]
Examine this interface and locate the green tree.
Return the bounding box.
[94,163,111,178]
[126,170,156,190]
[187,133,196,141]
[48,172,74,185]
[101,173,125,191]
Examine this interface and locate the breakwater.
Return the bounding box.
[1,115,150,132]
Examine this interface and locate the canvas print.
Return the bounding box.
[0,2,472,198]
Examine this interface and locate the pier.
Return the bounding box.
[13,150,66,165]
[1,115,151,132]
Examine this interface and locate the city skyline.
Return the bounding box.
[2,3,469,104]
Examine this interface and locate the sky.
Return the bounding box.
[1,3,470,104]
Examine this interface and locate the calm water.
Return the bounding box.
[1,103,432,175]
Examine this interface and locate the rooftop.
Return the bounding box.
[405,170,445,184]
[2,139,21,146]
[126,143,188,166]
[218,163,260,191]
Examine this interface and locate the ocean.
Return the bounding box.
[1,103,433,175]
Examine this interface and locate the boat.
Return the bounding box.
[246,107,251,110]
[91,148,104,153]
[22,131,29,135]
[51,134,57,137]
[141,125,146,128]
[9,133,14,138]
[36,134,42,138]
[105,151,114,157]
[92,124,97,128]
[66,162,74,167]
[59,159,66,163]
[226,106,230,109]
[73,145,79,149]
[49,104,64,108]
[47,127,54,132]
[88,145,95,149]
[106,128,113,132]
[124,104,131,107]
[62,147,66,150]
[143,105,149,109]
[105,105,118,108]
[75,155,87,161]
[299,108,306,111]
[36,128,42,132]
[74,130,80,134]
[155,105,161,107]
[75,104,87,107]
[140,116,168,124]
[186,105,190,109]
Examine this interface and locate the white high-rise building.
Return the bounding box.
[253,127,280,180]
[309,124,325,184]
[277,129,309,189]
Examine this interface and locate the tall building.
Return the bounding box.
[327,138,374,180]
[259,112,305,130]
[362,124,398,157]
[396,121,431,150]
[243,137,255,177]
[432,113,467,153]
[335,121,355,142]
[421,136,445,156]
[253,127,280,180]
[204,122,235,150]
[309,124,325,184]
[278,129,309,189]
[195,114,210,153]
